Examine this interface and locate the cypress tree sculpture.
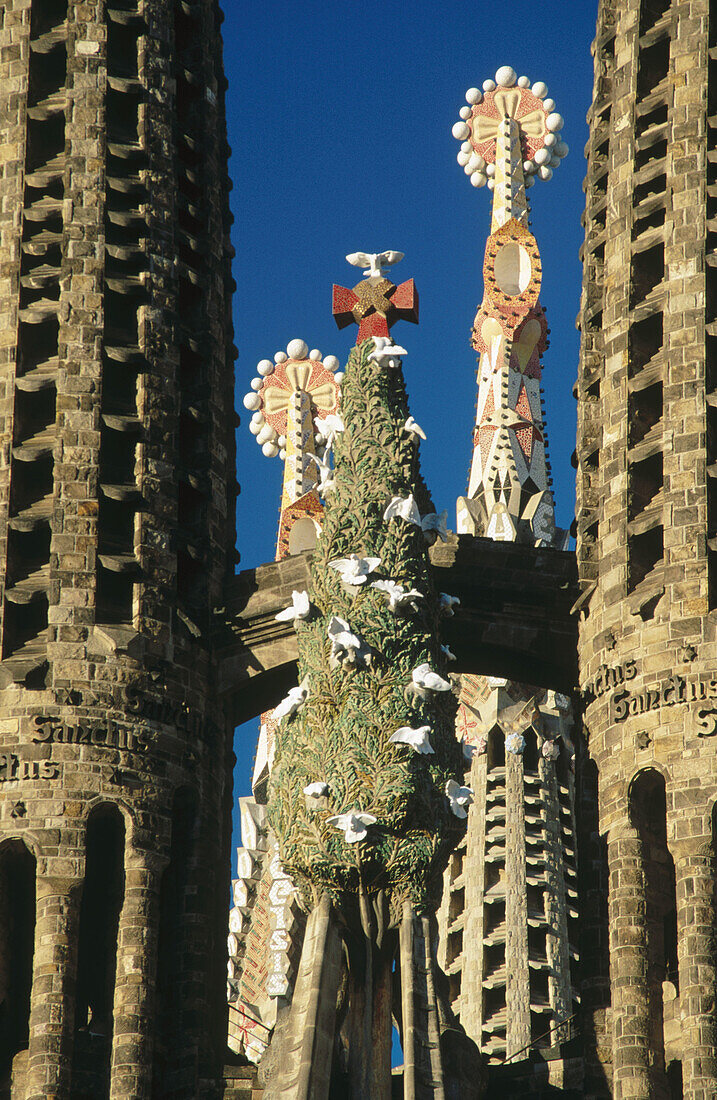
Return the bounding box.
[261,255,484,1099]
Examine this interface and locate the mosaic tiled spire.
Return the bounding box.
[438,69,579,1080]
[452,66,569,548]
[242,338,342,559]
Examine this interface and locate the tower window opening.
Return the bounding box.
[628,451,663,519]
[637,37,670,98]
[1,595,48,659]
[522,727,539,773]
[629,771,677,1090]
[96,565,136,625]
[0,841,36,1085]
[634,172,667,209]
[487,728,505,771]
[639,0,672,36]
[71,806,125,1097]
[153,789,198,1096]
[630,242,664,308]
[628,312,663,376]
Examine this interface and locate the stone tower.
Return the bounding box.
[576,1,717,1097]
[436,67,581,1093]
[0,1,236,1097]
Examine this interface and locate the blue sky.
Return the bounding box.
[223,1,598,807]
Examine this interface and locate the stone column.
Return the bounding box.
[607,820,651,1100]
[673,841,717,1099]
[109,847,167,1100]
[25,876,82,1100]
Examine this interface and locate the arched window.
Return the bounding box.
[71,805,125,1096]
[152,788,198,1097]
[487,726,505,771]
[522,727,539,773]
[629,769,677,1089]
[0,841,36,1086]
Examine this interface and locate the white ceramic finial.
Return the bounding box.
[286,338,309,360]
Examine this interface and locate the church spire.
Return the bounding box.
[452,67,569,547]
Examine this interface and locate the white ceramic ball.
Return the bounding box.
[534,147,551,166]
[482,79,496,92]
[525,175,535,188]
[257,359,274,376]
[465,87,482,104]
[262,442,279,458]
[249,420,261,435]
[250,376,262,390]
[539,165,553,181]
[495,65,516,87]
[323,355,339,372]
[457,151,470,167]
[243,392,261,411]
[523,160,535,174]
[546,112,564,132]
[461,140,472,153]
[532,81,548,98]
[278,435,286,447]
[487,178,495,190]
[555,140,569,158]
[544,132,557,147]
[279,448,286,460]
[256,424,273,445]
[286,338,308,360]
[459,106,472,120]
[464,162,474,176]
[485,163,495,177]
[334,371,345,383]
[549,154,560,168]
[469,153,485,171]
[543,98,556,112]
[309,348,321,360]
[517,75,530,88]
[274,351,287,364]
[471,171,487,188]
[251,411,264,425]
[452,121,470,141]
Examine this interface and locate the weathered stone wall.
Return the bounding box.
[0,1,237,1097]
[576,1,717,1097]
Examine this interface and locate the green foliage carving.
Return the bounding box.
[268,338,464,918]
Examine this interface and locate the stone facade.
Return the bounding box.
[0,1,237,1097]
[576,0,717,1097]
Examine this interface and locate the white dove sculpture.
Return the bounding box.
[370,579,423,614]
[303,781,329,797]
[439,592,461,617]
[383,493,421,526]
[316,412,345,452]
[275,589,311,623]
[326,811,378,843]
[327,615,368,669]
[389,725,434,754]
[345,250,404,278]
[404,416,426,441]
[412,663,452,693]
[421,510,448,542]
[272,683,309,723]
[445,779,474,819]
[305,453,335,496]
[329,554,381,586]
[441,644,457,662]
[368,341,408,369]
